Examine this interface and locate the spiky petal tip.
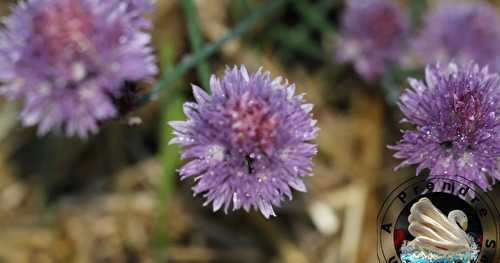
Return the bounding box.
[414,1,500,71]
[169,66,318,218]
[0,0,157,137]
[390,62,500,191]
[335,0,409,82]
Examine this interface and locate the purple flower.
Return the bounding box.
[0,0,157,137]
[390,62,500,191]
[169,66,318,218]
[125,0,155,28]
[414,2,500,72]
[335,0,409,82]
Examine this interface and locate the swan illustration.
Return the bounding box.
[399,197,480,263]
[406,197,472,254]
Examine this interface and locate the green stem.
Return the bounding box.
[409,0,427,31]
[292,0,336,34]
[382,67,423,107]
[317,0,340,15]
[268,25,323,59]
[180,0,211,88]
[153,92,184,262]
[141,0,287,103]
[381,76,400,107]
[151,41,178,262]
[381,66,403,107]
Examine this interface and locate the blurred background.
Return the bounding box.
[0,0,499,262]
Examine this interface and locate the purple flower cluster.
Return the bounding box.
[169,66,318,218]
[335,0,409,82]
[390,63,500,191]
[414,1,500,72]
[0,0,157,137]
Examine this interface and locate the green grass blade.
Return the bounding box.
[151,39,184,262]
[180,0,211,88]
[292,0,336,35]
[141,0,287,103]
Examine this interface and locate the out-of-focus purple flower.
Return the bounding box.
[414,2,500,72]
[335,0,409,82]
[169,66,318,218]
[0,0,157,137]
[390,62,500,191]
[125,0,155,28]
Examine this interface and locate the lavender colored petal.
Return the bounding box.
[170,65,318,218]
[0,0,157,138]
[414,1,500,72]
[390,62,500,192]
[335,0,409,82]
